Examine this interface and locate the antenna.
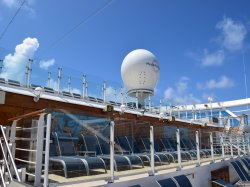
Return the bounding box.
[0,59,3,73]
[243,52,248,109]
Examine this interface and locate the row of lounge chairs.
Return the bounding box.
[50,132,146,178]
[157,174,192,187]
[127,174,193,187]
[49,132,223,178]
[211,157,250,187]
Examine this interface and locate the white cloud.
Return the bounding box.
[201,49,224,66]
[197,75,234,90]
[105,86,123,102]
[1,0,17,8]
[216,17,247,51]
[1,0,36,16]
[174,94,201,105]
[202,93,216,101]
[0,37,39,82]
[39,59,55,70]
[70,88,81,94]
[176,76,189,93]
[164,87,174,99]
[164,76,201,105]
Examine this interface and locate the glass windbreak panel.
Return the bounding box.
[199,130,214,163]
[49,111,110,185]
[70,76,83,96]
[178,128,196,167]
[154,125,178,171]
[114,119,150,177]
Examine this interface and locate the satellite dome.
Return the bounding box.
[121,49,160,100]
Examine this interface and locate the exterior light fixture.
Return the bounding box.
[33,87,43,102]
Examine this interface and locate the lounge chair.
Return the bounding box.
[157,177,178,187]
[241,158,250,171]
[124,136,164,165]
[180,139,197,159]
[82,134,134,171]
[173,174,192,187]
[187,139,210,157]
[160,138,191,161]
[140,137,174,163]
[157,174,193,187]
[49,133,88,178]
[211,179,236,187]
[230,161,250,182]
[54,132,107,176]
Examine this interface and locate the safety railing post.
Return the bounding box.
[44,114,51,187]
[34,113,45,186]
[108,121,115,183]
[176,128,182,170]
[149,126,155,176]
[196,131,200,166]
[210,132,214,163]
[220,134,225,161]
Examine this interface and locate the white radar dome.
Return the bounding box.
[121,49,160,99]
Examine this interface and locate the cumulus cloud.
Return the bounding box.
[62,87,81,94]
[201,49,224,66]
[1,0,36,16]
[176,76,189,93]
[188,17,247,67]
[216,17,247,51]
[164,76,201,105]
[164,87,174,99]
[0,37,39,82]
[39,59,55,70]
[197,75,234,90]
[1,0,17,8]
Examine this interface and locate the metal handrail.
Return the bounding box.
[0,139,13,181]
[0,125,21,181]
[0,166,6,187]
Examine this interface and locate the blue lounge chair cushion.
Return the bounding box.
[173,175,192,187]
[212,179,235,187]
[157,178,177,187]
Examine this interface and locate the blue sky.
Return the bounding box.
[0,0,250,105]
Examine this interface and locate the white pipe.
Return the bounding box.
[210,132,214,163]
[150,126,155,176]
[109,121,115,183]
[44,114,51,187]
[221,134,225,160]
[196,131,200,166]
[176,129,181,170]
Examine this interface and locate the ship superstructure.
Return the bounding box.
[0,49,249,187]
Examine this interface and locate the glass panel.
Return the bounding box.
[49,110,110,185]
[154,125,179,172]
[113,119,151,177]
